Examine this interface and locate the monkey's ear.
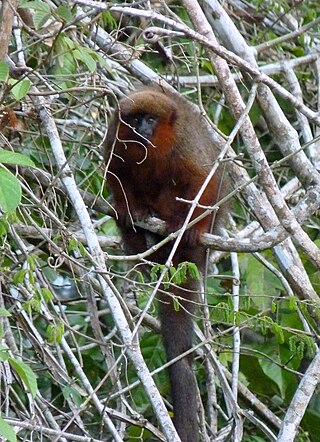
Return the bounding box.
[104,116,119,158]
[169,108,177,125]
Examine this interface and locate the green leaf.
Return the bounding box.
[26,255,36,271]
[0,217,9,236]
[173,297,180,312]
[19,0,50,13]
[55,5,73,23]
[289,335,314,359]
[245,255,265,299]
[271,300,277,313]
[170,264,183,285]
[9,357,38,398]
[272,322,285,344]
[47,322,64,344]
[19,1,51,30]
[12,269,27,285]
[9,79,31,100]
[102,10,118,29]
[34,9,51,30]
[77,242,87,258]
[0,307,11,317]
[0,344,9,361]
[211,302,231,323]
[23,295,41,314]
[151,264,164,282]
[62,386,83,407]
[0,61,9,82]
[0,168,21,212]
[68,237,78,252]
[0,416,16,442]
[41,287,53,303]
[187,262,201,281]
[259,353,285,398]
[74,49,97,73]
[0,151,35,167]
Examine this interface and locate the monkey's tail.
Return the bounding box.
[158,286,199,442]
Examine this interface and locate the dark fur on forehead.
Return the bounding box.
[119,87,178,122]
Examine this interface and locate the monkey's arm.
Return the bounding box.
[106,172,136,228]
[154,169,219,245]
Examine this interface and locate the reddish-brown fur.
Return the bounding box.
[104,86,226,442]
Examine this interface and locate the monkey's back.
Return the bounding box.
[164,88,221,170]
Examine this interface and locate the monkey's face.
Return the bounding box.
[113,112,163,164]
[122,113,159,143]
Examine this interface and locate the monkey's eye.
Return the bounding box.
[131,116,140,126]
[146,116,156,125]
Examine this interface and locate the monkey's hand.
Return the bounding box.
[115,201,151,229]
[114,201,135,228]
[166,217,202,247]
[183,226,202,247]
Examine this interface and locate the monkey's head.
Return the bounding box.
[114,88,178,158]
